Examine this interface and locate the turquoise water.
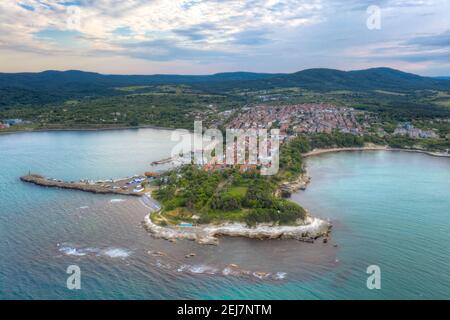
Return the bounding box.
[0,129,449,299]
[293,151,450,299]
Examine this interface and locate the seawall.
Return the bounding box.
[20,174,144,197]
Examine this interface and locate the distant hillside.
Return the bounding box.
[196,68,450,93]
[0,70,280,107]
[0,70,280,87]
[435,76,450,81]
[1,67,450,108]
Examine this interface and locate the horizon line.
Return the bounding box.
[1,66,447,78]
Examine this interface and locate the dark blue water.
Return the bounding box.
[0,129,449,299]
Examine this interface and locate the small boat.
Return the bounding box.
[178,223,193,227]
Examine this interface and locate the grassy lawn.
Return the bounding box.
[114,86,152,92]
[155,207,196,225]
[435,99,450,108]
[157,206,250,225]
[200,209,250,223]
[225,186,248,198]
[423,91,450,108]
[374,90,406,96]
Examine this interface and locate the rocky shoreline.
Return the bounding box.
[279,173,311,198]
[20,173,332,246]
[143,213,331,245]
[21,145,448,247]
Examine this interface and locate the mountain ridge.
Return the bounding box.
[1,67,450,108]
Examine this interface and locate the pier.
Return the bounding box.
[20,174,146,196]
[151,157,175,165]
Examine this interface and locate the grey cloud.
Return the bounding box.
[361,45,450,63]
[388,50,450,63]
[330,0,439,12]
[173,23,218,42]
[406,30,450,48]
[232,30,270,46]
[118,39,237,61]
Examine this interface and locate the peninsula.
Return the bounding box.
[19,134,335,245]
[19,132,449,245]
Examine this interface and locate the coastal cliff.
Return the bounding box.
[279,173,311,198]
[143,213,331,245]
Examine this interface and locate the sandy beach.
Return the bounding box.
[0,124,180,136]
[303,145,450,158]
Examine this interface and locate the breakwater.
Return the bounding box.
[20,174,145,196]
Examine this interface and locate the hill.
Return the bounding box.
[0,70,280,107]
[2,68,450,108]
[1,67,450,126]
[195,68,450,93]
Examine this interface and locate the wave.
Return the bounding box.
[189,265,219,275]
[59,245,131,259]
[176,264,219,275]
[155,260,172,270]
[59,246,98,256]
[101,248,131,258]
[222,267,240,276]
[170,262,287,280]
[177,264,189,273]
[274,272,287,280]
[110,199,125,203]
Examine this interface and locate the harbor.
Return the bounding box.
[20,173,159,196]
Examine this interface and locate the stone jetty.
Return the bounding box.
[20,174,145,196]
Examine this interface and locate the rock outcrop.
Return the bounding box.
[143,214,331,245]
[279,174,311,198]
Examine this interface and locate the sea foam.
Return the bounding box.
[176,264,218,275]
[274,272,287,280]
[101,248,130,258]
[59,245,130,259]
[59,246,98,256]
[110,199,125,203]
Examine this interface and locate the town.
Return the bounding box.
[393,122,439,139]
[225,104,372,138]
[0,118,31,129]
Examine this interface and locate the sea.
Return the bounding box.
[0,128,449,299]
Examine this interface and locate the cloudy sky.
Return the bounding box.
[1,0,449,75]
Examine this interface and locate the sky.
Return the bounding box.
[0,0,449,75]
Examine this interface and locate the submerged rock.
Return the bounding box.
[253,272,270,279]
[149,251,166,257]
